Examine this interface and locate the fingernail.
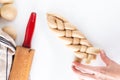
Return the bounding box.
[100,50,107,56]
[100,50,105,54]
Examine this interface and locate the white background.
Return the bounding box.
[1,0,120,80]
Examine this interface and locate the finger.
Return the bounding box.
[73,61,102,74]
[72,65,96,79]
[100,50,114,65]
[78,78,84,80]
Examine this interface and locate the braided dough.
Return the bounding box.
[47,13,100,64]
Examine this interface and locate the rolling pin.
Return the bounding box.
[9,12,36,80]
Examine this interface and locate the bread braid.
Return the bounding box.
[47,13,100,64]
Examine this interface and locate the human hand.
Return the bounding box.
[72,51,120,80]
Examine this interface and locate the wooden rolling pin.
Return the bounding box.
[9,12,36,80]
[9,46,34,80]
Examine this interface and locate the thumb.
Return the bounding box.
[100,50,112,66]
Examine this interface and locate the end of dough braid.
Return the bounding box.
[85,54,96,64]
[47,13,68,22]
[74,57,82,63]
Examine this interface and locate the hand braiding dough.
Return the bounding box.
[47,13,100,64]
